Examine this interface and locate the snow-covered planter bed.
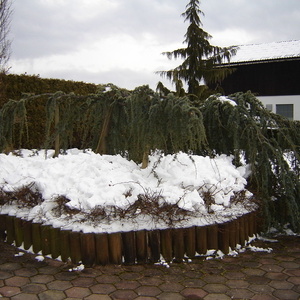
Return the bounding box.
[0,149,258,265]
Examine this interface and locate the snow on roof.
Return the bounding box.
[225,40,300,65]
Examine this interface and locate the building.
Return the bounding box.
[217,40,300,120]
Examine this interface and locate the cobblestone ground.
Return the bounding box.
[0,235,299,299]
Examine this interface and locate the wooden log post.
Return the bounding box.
[185,227,196,259]
[196,226,207,255]
[173,228,185,263]
[244,214,250,240]
[95,233,110,265]
[147,230,160,263]
[14,217,24,247]
[108,232,122,265]
[32,223,42,254]
[0,214,7,241]
[239,216,246,246]
[228,220,237,250]
[160,229,173,263]
[69,231,82,264]
[207,224,218,250]
[235,217,241,246]
[135,230,148,264]
[5,215,15,244]
[60,230,71,262]
[122,231,136,265]
[50,227,61,259]
[248,212,255,237]
[23,220,32,250]
[218,222,230,254]
[41,225,51,256]
[81,233,96,266]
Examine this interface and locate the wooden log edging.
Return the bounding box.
[0,212,258,266]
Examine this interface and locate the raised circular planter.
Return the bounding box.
[0,211,258,265]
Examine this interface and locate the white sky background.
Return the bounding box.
[9,0,300,91]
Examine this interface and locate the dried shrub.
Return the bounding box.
[0,182,43,208]
[52,195,80,216]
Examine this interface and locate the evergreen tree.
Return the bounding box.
[158,0,236,97]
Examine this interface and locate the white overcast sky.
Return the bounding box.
[9,0,300,90]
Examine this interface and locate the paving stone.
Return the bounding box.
[251,295,278,300]
[96,274,121,283]
[273,289,300,300]
[0,263,22,271]
[202,274,226,284]
[110,289,138,300]
[135,297,158,300]
[119,272,143,280]
[114,280,141,290]
[246,275,270,284]
[14,267,38,277]
[71,276,96,287]
[183,270,204,279]
[143,268,164,277]
[181,287,207,299]
[5,276,29,287]
[223,270,245,279]
[204,294,231,300]
[11,294,39,300]
[36,266,60,275]
[85,295,112,300]
[181,278,206,288]
[225,279,249,288]
[65,286,91,298]
[122,265,146,272]
[260,264,284,272]
[269,279,294,289]
[90,283,116,294]
[249,284,274,293]
[21,283,47,293]
[136,285,161,297]
[138,277,163,286]
[0,270,12,280]
[47,279,72,291]
[0,286,21,297]
[265,272,288,280]
[157,292,185,300]
[38,289,66,300]
[203,283,228,293]
[284,268,300,276]
[159,282,184,292]
[226,288,255,299]
[162,274,184,282]
[274,255,295,261]
[280,261,300,269]
[242,268,266,276]
[54,271,78,281]
[288,276,300,285]
[30,274,55,284]
[259,258,278,264]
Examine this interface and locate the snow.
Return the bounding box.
[227,40,300,64]
[0,149,256,234]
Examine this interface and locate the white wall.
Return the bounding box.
[257,95,300,121]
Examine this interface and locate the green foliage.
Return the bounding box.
[201,91,300,231]
[1,84,300,232]
[157,0,236,97]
